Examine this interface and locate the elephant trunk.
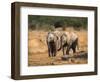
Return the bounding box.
[57,36,62,51]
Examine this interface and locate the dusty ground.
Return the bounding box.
[28,28,88,66]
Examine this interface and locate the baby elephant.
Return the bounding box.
[59,32,79,55]
[46,32,58,57]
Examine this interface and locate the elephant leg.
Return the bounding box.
[66,45,71,55]
[62,47,64,55]
[49,47,52,57]
[53,51,56,57]
[72,47,76,53]
[54,51,56,57]
[53,48,55,57]
[54,46,57,56]
[53,42,57,57]
[52,50,54,57]
[51,46,56,57]
[54,50,57,56]
[66,48,69,55]
[47,43,51,57]
[72,40,77,53]
[51,48,53,57]
[48,48,51,57]
[62,47,66,55]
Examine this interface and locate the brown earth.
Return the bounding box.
[28,28,88,66]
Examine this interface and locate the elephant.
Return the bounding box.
[58,32,79,55]
[46,32,58,57]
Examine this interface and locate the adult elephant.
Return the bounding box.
[58,32,79,55]
[46,32,58,57]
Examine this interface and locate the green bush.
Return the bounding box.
[28,15,87,31]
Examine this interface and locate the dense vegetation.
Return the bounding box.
[28,15,87,31]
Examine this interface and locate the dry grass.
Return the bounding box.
[28,28,88,66]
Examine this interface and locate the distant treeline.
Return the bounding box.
[28,15,87,31]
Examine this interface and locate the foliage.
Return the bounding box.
[28,15,87,31]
